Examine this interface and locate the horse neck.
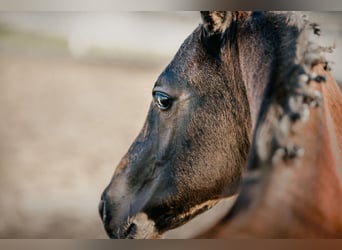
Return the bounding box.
[320,67,342,179]
[199,12,342,235]
[198,63,342,238]
[248,66,342,236]
[234,16,277,131]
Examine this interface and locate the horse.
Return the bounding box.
[99,11,342,238]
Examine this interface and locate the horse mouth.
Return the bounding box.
[99,200,135,238]
[103,212,161,239]
[106,222,137,239]
[122,223,137,239]
[151,199,221,232]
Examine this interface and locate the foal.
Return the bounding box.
[99,11,342,238]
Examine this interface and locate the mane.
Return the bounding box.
[247,11,333,170]
[197,12,342,238]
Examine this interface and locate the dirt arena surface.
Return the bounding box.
[0,12,341,238]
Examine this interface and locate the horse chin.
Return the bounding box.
[173,199,221,226]
[106,212,162,239]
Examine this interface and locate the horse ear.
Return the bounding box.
[200,11,233,36]
[200,11,234,54]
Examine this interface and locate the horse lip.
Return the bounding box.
[105,221,138,239]
[123,223,137,239]
[108,212,160,239]
[116,223,137,239]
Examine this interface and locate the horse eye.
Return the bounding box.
[153,91,173,110]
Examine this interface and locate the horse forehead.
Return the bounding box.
[156,69,179,87]
[156,26,227,91]
[156,59,200,89]
[167,30,208,73]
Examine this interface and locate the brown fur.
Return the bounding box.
[99,11,342,238]
[198,64,342,238]
[197,12,342,236]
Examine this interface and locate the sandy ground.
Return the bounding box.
[0,12,341,239]
[0,54,154,238]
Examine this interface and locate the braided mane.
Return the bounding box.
[248,12,332,170]
[197,12,342,238]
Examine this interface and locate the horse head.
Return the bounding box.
[99,11,253,238]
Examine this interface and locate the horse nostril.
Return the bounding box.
[99,199,106,222]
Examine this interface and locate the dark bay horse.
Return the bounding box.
[99,11,342,238]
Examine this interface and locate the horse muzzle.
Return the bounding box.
[99,186,161,239]
[99,199,161,238]
[99,191,131,238]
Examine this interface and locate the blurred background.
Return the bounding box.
[0,12,341,239]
